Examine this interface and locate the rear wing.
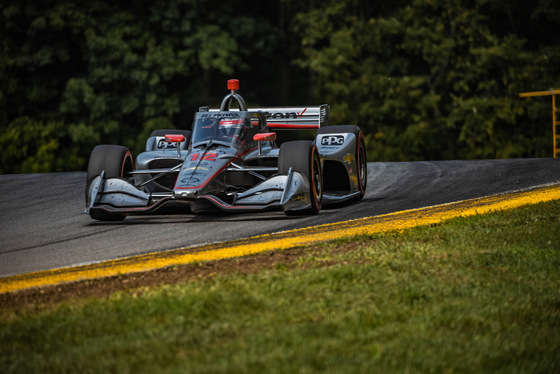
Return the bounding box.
[203,104,330,129]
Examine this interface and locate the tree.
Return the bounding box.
[0,0,289,173]
[1,0,559,173]
[292,0,560,160]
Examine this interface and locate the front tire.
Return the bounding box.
[85,145,134,221]
[279,140,323,215]
[354,131,367,201]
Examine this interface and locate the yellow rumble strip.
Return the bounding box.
[1,184,560,294]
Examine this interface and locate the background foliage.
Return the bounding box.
[1,0,559,173]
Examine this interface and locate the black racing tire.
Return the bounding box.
[317,125,367,201]
[279,140,323,215]
[85,144,134,221]
[354,132,367,200]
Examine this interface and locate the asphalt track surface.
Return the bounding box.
[1,159,559,277]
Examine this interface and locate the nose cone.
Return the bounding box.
[173,149,230,197]
[173,165,211,197]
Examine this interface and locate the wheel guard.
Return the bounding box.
[85,168,313,215]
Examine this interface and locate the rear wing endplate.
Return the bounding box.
[203,104,330,129]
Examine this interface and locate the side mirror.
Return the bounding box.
[253,132,277,155]
[164,134,186,157]
[253,132,277,142]
[164,134,186,143]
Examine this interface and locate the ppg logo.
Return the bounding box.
[320,135,345,146]
[157,138,177,149]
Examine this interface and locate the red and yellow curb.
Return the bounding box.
[1,184,560,294]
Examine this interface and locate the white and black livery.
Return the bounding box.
[85,79,367,220]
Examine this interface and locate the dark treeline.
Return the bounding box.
[1,0,559,173]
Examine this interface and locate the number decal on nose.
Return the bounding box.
[190,153,218,162]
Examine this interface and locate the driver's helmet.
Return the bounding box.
[218,117,245,139]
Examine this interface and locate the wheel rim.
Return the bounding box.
[312,153,322,203]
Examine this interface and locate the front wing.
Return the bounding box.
[85,168,314,216]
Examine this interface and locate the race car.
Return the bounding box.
[85,79,367,220]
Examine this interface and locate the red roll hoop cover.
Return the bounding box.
[227,79,240,91]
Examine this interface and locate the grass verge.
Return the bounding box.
[1,200,559,373]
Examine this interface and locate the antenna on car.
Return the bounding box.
[220,79,248,111]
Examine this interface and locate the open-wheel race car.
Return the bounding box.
[85,79,367,220]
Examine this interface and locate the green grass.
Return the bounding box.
[2,200,559,373]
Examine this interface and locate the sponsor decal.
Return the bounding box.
[320,135,345,146]
[157,138,177,149]
[320,107,328,121]
[185,167,209,171]
[343,153,355,164]
[220,118,243,127]
[264,108,307,120]
[179,177,200,185]
[200,112,240,118]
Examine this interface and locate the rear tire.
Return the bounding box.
[279,140,323,215]
[85,145,134,221]
[354,131,367,201]
[317,125,367,201]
